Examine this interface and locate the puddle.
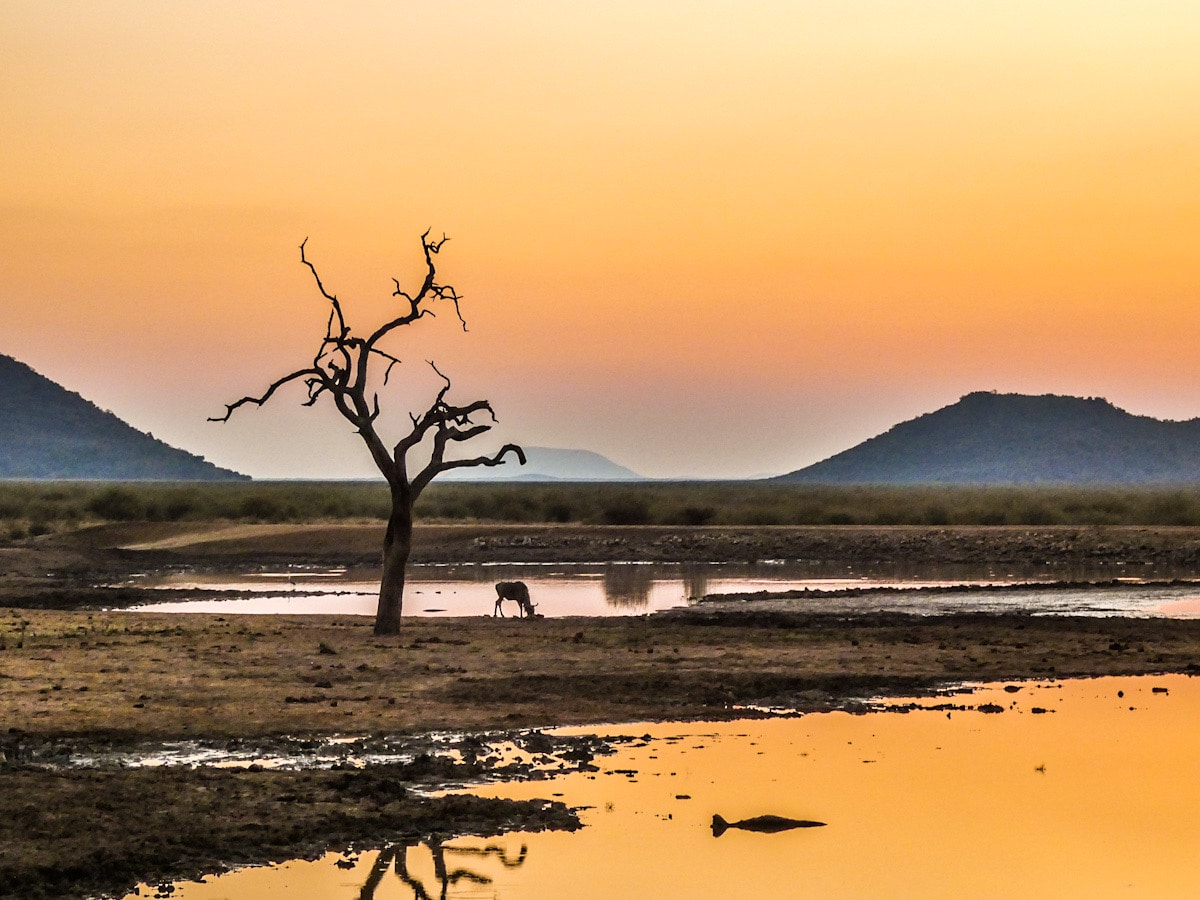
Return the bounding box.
[1150,596,1200,618]
[55,730,617,780]
[116,562,1200,618]
[697,581,1200,618]
[125,675,1200,898]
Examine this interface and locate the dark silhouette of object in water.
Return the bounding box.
[494,580,539,618]
[358,839,528,900]
[711,814,826,837]
[211,232,525,636]
[603,564,653,608]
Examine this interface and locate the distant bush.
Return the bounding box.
[87,487,145,521]
[600,496,651,525]
[675,505,717,526]
[238,493,284,521]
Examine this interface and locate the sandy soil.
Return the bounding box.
[4,522,1200,898]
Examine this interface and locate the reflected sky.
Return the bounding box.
[134,675,1200,898]
[124,562,1200,618]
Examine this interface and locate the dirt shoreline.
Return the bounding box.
[10,521,1200,583]
[5,523,1200,898]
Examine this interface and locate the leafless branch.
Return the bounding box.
[208,368,322,422]
[367,347,403,385]
[411,443,526,498]
[300,238,348,340]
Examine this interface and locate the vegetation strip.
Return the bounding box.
[11,482,1200,539]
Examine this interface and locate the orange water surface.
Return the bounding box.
[127,675,1200,899]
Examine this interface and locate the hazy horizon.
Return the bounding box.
[5,3,1199,480]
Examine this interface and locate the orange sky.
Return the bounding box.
[4,2,1200,478]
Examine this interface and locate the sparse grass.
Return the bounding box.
[3,608,1200,740]
[4,480,1200,538]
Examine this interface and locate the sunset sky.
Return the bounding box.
[4,2,1200,479]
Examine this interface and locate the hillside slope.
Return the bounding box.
[778,392,1200,484]
[0,354,247,480]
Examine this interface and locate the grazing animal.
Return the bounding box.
[711,814,826,837]
[494,581,538,618]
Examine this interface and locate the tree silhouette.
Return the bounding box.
[212,232,524,634]
[357,840,528,900]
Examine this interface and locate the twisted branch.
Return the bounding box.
[211,234,524,493]
[208,367,324,422]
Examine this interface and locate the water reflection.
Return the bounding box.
[124,561,1200,619]
[601,566,655,608]
[124,560,871,617]
[128,838,532,900]
[357,840,527,900]
[134,675,1200,898]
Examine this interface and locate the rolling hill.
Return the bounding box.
[440,446,644,481]
[777,392,1200,484]
[0,353,247,480]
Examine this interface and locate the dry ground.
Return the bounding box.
[4,609,1200,742]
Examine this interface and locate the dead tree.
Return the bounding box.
[211,232,524,635]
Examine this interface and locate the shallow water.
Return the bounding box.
[127,675,1200,899]
[122,562,1200,618]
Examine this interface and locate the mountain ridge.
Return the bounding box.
[0,353,248,480]
[776,391,1200,484]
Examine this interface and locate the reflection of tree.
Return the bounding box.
[359,839,528,900]
[603,566,653,608]
[682,565,709,602]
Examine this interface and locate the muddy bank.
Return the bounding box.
[11,521,1200,574]
[4,609,1200,743]
[3,610,1200,898]
[5,523,1200,897]
[0,765,576,900]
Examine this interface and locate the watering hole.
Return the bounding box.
[121,561,1200,618]
[122,674,1200,899]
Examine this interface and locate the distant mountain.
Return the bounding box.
[776,392,1200,485]
[441,446,643,481]
[0,354,248,480]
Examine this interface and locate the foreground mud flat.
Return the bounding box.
[4,524,1200,897]
[0,766,574,900]
[3,609,1200,897]
[5,610,1200,741]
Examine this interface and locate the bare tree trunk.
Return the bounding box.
[213,234,524,636]
[375,501,412,636]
